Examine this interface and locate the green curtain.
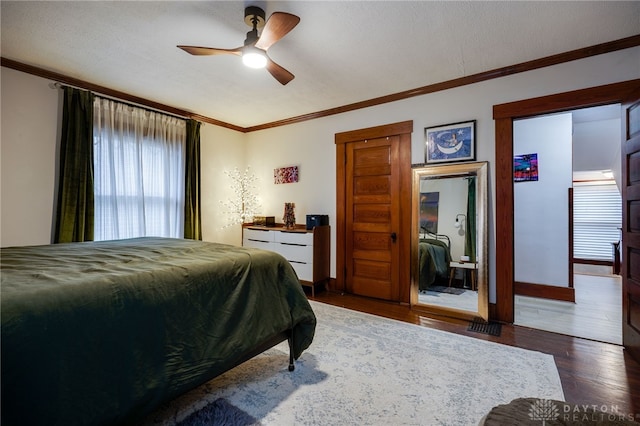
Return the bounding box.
[54,87,95,243]
[465,177,477,262]
[184,119,202,240]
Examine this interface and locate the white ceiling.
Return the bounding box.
[1,1,639,129]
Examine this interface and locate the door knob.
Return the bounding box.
[391,232,397,243]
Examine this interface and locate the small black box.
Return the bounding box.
[306,214,329,230]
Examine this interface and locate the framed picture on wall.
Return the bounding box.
[274,165,299,184]
[514,153,539,182]
[425,120,476,164]
[419,192,439,234]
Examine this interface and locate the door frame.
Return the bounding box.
[335,120,413,303]
[493,79,640,323]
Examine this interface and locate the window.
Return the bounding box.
[93,98,186,241]
[573,182,621,261]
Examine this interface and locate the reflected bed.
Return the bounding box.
[418,233,452,291]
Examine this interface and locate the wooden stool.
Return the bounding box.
[448,261,478,290]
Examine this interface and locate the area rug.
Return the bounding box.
[425,285,466,295]
[177,398,260,426]
[142,301,564,426]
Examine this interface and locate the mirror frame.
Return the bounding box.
[410,161,489,321]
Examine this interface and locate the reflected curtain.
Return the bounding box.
[54,87,95,243]
[465,177,477,262]
[93,98,186,240]
[184,119,202,240]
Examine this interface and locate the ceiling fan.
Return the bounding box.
[178,6,300,85]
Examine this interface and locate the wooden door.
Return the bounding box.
[622,89,640,362]
[335,121,412,303]
[345,137,400,300]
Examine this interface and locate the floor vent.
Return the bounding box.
[468,318,502,336]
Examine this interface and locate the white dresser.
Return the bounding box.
[242,225,330,296]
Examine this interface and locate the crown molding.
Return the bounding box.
[3,34,639,133]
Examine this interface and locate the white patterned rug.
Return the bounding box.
[143,301,564,426]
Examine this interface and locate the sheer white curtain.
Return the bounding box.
[93,98,186,241]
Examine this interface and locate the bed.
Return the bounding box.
[418,231,452,291]
[0,237,317,426]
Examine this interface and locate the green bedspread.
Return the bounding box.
[1,237,316,426]
[418,238,452,290]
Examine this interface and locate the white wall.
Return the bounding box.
[419,176,468,261]
[243,46,639,301]
[1,67,61,247]
[573,117,621,173]
[514,113,573,287]
[200,123,247,246]
[0,67,246,248]
[2,46,639,302]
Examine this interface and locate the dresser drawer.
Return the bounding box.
[274,242,313,263]
[243,228,275,242]
[289,261,313,282]
[275,231,313,245]
[242,238,273,251]
[242,224,330,294]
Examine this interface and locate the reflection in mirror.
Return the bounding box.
[410,162,488,321]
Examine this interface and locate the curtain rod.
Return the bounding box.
[51,82,196,122]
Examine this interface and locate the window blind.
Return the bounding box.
[573,182,621,261]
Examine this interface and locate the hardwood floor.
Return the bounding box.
[309,290,640,415]
[515,273,622,344]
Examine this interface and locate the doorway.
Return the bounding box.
[512,105,622,344]
[493,79,638,328]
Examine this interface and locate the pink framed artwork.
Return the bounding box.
[274,166,299,184]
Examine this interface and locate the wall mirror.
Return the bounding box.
[410,161,488,321]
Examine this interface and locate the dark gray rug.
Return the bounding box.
[177,398,261,426]
[428,285,466,295]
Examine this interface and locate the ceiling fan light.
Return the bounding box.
[242,50,267,69]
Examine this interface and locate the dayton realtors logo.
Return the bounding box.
[528,399,559,424]
[528,399,639,424]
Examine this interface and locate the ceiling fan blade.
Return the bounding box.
[254,12,300,51]
[177,45,242,56]
[265,57,294,85]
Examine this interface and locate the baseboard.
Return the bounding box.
[327,277,338,292]
[573,258,613,267]
[515,281,575,302]
[489,303,498,322]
